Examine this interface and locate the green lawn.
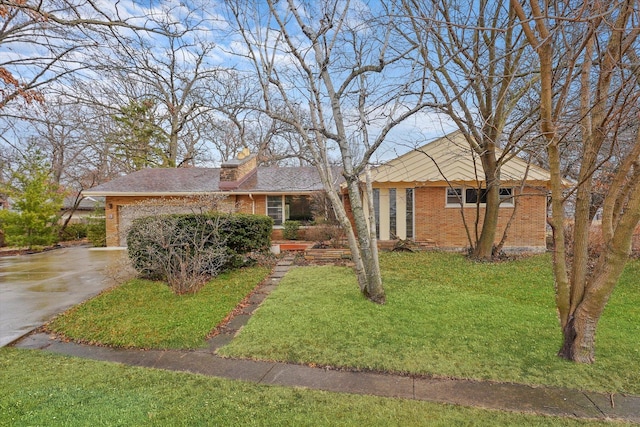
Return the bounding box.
[46,266,271,349]
[219,252,640,394]
[0,348,618,426]
[40,251,640,403]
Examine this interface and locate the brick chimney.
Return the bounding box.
[219,148,258,189]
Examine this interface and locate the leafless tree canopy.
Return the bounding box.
[397,0,541,259]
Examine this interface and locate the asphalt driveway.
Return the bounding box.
[0,247,126,347]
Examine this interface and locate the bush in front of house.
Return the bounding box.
[60,223,88,241]
[305,223,346,248]
[220,213,273,255]
[283,220,301,240]
[127,213,272,294]
[0,209,59,249]
[87,216,106,247]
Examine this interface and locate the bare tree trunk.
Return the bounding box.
[473,151,500,260]
[513,0,640,363]
[345,177,385,303]
[321,181,369,294]
[559,226,635,362]
[364,166,384,302]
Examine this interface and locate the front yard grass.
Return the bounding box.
[43,251,640,395]
[46,266,271,349]
[0,348,616,426]
[218,252,640,395]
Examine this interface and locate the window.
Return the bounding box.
[372,188,380,238]
[406,188,414,239]
[267,195,313,226]
[446,188,463,206]
[267,196,283,225]
[465,188,488,204]
[389,188,396,237]
[499,188,514,206]
[446,187,513,207]
[286,195,313,221]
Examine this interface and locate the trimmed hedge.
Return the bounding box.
[219,213,274,254]
[283,220,301,240]
[127,213,273,281]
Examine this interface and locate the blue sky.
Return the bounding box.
[1,0,458,166]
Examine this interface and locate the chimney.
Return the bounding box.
[219,148,257,189]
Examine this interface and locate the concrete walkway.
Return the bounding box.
[12,256,640,424]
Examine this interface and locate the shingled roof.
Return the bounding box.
[83,166,343,196]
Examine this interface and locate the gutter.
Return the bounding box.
[82,191,319,197]
[248,193,255,214]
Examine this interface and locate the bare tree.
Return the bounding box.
[399,0,538,260]
[0,0,166,112]
[512,0,640,363]
[78,2,226,168]
[203,72,310,165]
[226,0,434,303]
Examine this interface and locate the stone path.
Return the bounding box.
[13,256,640,424]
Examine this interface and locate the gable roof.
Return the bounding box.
[83,166,342,197]
[62,195,105,210]
[369,131,551,185]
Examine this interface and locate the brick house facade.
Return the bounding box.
[85,149,338,247]
[85,133,552,252]
[343,132,551,253]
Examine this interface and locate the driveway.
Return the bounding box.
[0,246,127,347]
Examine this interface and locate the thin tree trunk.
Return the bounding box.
[345,176,385,304]
[317,174,369,294]
[473,150,500,260]
[365,166,383,300]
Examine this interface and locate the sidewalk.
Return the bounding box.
[13,256,640,424]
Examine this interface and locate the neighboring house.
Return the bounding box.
[59,196,105,224]
[83,150,339,247]
[354,131,551,252]
[84,133,553,252]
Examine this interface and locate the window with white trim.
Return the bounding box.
[266,195,313,226]
[389,188,396,237]
[446,187,514,207]
[446,188,463,206]
[406,188,414,239]
[267,195,283,225]
[498,188,514,206]
[372,188,380,238]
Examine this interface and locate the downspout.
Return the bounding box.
[248,193,255,214]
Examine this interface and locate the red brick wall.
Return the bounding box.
[235,194,266,216]
[342,185,548,251]
[414,186,547,250]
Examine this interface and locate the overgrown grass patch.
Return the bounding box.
[219,252,640,394]
[46,266,270,349]
[0,348,616,426]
